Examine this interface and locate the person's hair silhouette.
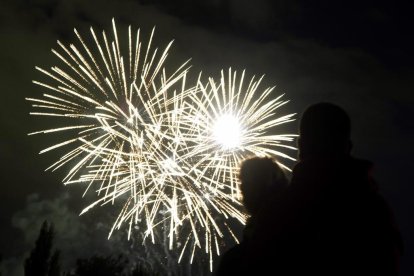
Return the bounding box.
[215,156,287,275]
[239,156,288,216]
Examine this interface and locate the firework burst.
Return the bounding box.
[27,18,194,247]
[181,69,297,198]
[27,19,297,271]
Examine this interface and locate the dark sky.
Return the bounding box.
[0,0,413,275]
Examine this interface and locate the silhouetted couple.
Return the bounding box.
[216,102,403,276]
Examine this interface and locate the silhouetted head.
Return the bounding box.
[298,102,352,160]
[239,157,288,216]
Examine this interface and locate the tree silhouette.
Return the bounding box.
[48,250,61,276]
[73,254,158,276]
[73,254,127,276]
[130,263,158,276]
[24,220,61,276]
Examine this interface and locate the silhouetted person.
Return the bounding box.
[250,102,403,275]
[215,156,288,275]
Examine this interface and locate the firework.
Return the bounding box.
[182,69,297,195]
[27,18,194,244]
[27,19,297,271]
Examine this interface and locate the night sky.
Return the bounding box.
[1,0,413,275]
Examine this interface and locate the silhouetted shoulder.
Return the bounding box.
[286,156,403,275]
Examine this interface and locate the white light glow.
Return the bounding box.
[213,114,241,149]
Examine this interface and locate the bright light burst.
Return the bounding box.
[180,69,297,200]
[27,19,297,271]
[213,114,241,149]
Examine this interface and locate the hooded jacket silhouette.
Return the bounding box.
[245,103,403,276]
